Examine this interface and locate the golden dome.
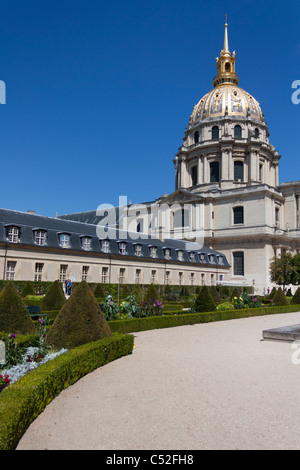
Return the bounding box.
[189,84,264,125]
[189,18,264,126]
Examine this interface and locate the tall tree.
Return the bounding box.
[269,252,296,288]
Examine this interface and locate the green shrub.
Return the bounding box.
[46,281,112,349]
[21,281,35,297]
[40,281,66,312]
[144,284,159,302]
[291,287,300,305]
[0,283,35,335]
[273,287,289,306]
[93,283,106,299]
[194,285,216,312]
[269,287,277,299]
[216,301,234,311]
[0,333,134,450]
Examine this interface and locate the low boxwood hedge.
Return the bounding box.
[0,332,134,450]
[108,304,300,334]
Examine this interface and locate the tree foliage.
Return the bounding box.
[269,252,297,288]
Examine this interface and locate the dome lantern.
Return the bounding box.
[213,16,239,88]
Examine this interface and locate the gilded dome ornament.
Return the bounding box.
[188,18,264,127]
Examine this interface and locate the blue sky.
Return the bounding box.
[0,0,299,217]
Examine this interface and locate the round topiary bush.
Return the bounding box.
[40,280,66,312]
[46,281,112,350]
[194,285,216,312]
[0,282,35,334]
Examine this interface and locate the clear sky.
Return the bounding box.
[0,0,299,217]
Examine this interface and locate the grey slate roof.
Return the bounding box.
[0,208,230,267]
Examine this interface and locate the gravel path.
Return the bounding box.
[17,312,300,450]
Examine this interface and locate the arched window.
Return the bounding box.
[212,126,219,140]
[233,206,244,224]
[191,165,197,186]
[234,161,243,182]
[254,128,259,138]
[234,125,242,139]
[210,161,220,183]
[225,62,231,72]
[194,131,199,143]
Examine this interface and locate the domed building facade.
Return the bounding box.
[149,19,300,294]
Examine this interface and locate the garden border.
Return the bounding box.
[0,332,134,450]
[108,305,300,333]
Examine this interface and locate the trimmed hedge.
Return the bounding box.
[108,304,300,334]
[0,333,134,450]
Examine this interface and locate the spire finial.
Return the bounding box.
[223,14,229,52]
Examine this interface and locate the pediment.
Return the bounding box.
[158,189,203,205]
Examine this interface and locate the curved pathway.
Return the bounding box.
[17,312,300,450]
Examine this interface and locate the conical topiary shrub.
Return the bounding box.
[194,285,216,312]
[21,280,35,297]
[0,282,35,334]
[40,280,66,312]
[145,284,158,302]
[93,283,106,299]
[269,287,277,299]
[291,287,300,305]
[273,287,289,306]
[46,281,112,350]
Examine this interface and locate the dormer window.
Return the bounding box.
[199,253,206,263]
[7,226,20,243]
[218,255,224,265]
[34,230,47,246]
[101,239,110,253]
[81,236,92,251]
[177,250,184,261]
[134,244,142,257]
[118,241,127,255]
[164,248,171,260]
[208,254,215,264]
[149,246,157,258]
[189,251,196,262]
[59,233,70,248]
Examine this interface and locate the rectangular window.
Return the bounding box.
[234,161,243,182]
[82,266,89,281]
[165,271,170,285]
[191,165,197,186]
[119,242,127,255]
[135,244,142,257]
[59,234,70,248]
[150,246,157,258]
[135,269,141,284]
[81,237,91,251]
[179,272,183,285]
[119,268,125,284]
[151,270,156,284]
[102,267,108,283]
[101,240,110,253]
[7,227,19,243]
[6,261,16,280]
[34,263,44,281]
[210,162,219,183]
[59,264,68,282]
[233,206,244,224]
[34,230,47,246]
[190,272,194,286]
[201,273,205,285]
[233,252,244,276]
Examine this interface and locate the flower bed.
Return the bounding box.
[0,332,134,450]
